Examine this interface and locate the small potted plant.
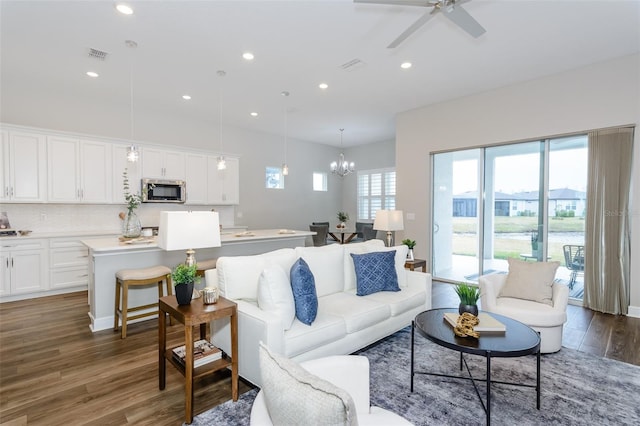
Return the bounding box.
[337,211,349,228]
[172,263,200,305]
[454,282,480,316]
[402,239,416,260]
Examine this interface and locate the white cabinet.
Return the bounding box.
[0,239,48,296]
[207,156,240,204]
[49,238,90,290]
[142,147,185,180]
[47,136,112,203]
[113,145,142,204]
[185,153,208,204]
[0,129,47,202]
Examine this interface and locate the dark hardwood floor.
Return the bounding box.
[1,285,639,425]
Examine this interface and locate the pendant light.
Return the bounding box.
[125,40,139,163]
[330,129,355,177]
[216,70,227,170]
[281,90,290,176]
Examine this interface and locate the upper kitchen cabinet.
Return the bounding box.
[141,147,185,180]
[0,129,47,203]
[207,156,240,205]
[184,153,208,204]
[112,145,142,204]
[47,136,112,203]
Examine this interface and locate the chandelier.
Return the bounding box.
[330,128,355,177]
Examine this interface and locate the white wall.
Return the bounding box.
[396,53,640,313]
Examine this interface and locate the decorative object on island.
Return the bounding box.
[122,168,142,238]
[336,211,349,228]
[330,128,355,177]
[454,282,480,316]
[373,210,404,247]
[402,239,416,260]
[158,211,222,267]
[172,263,200,305]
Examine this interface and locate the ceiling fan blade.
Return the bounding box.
[354,0,432,6]
[442,4,486,38]
[387,10,434,48]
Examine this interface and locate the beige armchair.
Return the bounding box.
[479,273,569,353]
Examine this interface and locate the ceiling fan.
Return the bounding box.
[355,0,486,48]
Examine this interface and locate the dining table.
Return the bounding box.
[328,228,358,244]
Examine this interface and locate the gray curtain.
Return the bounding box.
[584,127,634,314]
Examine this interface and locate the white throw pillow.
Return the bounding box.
[295,244,345,297]
[259,343,358,426]
[499,258,560,306]
[257,265,296,330]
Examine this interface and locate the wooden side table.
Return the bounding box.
[159,295,238,424]
[405,258,427,272]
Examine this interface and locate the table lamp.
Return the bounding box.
[158,211,221,266]
[373,210,404,247]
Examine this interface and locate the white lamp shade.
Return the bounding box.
[158,211,221,251]
[373,210,404,231]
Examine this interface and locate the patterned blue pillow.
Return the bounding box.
[289,258,318,325]
[351,250,400,296]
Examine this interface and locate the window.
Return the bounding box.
[357,168,396,220]
[313,172,327,191]
[265,167,284,189]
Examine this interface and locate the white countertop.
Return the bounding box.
[82,229,314,252]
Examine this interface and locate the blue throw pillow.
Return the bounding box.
[351,250,400,296]
[289,258,318,325]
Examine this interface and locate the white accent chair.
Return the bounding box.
[479,273,569,353]
[250,355,412,425]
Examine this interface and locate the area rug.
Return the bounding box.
[189,327,640,425]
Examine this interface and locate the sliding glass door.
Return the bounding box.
[431,135,587,300]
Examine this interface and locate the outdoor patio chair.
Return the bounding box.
[563,245,584,289]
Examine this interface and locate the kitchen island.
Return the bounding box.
[82,229,313,332]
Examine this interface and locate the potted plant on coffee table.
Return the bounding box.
[454,282,480,316]
[172,263,200,305]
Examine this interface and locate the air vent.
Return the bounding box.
[88,48,109,61]
[340,58,366,72]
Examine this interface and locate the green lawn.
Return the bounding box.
[451,216,584,262]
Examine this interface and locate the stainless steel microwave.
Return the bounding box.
[141,178,186,203]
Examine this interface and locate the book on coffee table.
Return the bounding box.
[444,312,506,333]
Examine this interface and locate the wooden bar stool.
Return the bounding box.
[114,265,172,339]
[196,258,217,278]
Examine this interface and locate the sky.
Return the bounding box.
[452,148,588,195]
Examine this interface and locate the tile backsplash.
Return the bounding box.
[3,204,236,234]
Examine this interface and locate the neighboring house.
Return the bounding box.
[453,188,586,217]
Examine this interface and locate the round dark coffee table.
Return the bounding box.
[411,308,541,426]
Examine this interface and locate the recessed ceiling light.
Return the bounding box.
[401,62,412,69]
[250,112,258,117]
[86,71,99,78]
[182,95,191,100]
[242,52,255,61]
[319,83,328,90]
[115,3,133,15]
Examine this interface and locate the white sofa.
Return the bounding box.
[205,240,432,386]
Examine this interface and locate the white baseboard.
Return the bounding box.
[627,305,640,318]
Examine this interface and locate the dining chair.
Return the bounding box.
[309,225,329,247]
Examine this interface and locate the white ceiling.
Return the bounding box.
[1,0,639,147]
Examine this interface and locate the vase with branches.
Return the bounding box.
[122,168,142,238]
